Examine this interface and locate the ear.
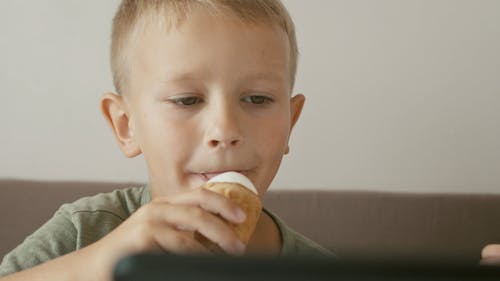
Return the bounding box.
[100,92,142,158]
[285,94,305,155]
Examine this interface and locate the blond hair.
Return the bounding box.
[110,0,298,95]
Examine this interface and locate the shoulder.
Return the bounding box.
[58,185,148,220]
[264,208,336,258]
[57,185,149,247]
[0,185,149,276]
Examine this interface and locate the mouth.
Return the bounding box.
[194,170,247,182]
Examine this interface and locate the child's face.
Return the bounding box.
[103,10,304,198]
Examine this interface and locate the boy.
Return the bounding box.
[0,0,332,280]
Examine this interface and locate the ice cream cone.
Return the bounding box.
[195,172,262,254]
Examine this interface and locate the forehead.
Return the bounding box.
[126,9,291,90]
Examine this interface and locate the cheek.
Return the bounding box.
[254,125,289,196]
[134,107,199,179]
[141,116,202,197]
[258,113,290,154]
[147,124,198,168]
[253,113,290,178]
[136,103,198,153]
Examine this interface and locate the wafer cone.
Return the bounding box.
[194,172,262,254]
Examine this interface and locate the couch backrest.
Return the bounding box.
[2,179,500,263]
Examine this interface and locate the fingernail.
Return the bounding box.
[235,240,246,255]
[235,208,246,222]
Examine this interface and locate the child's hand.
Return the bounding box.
[480,244,500,265]
[92,188,247,278]
[0,188,248,281]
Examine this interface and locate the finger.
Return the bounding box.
[482,244,500,259]
[150,223,213,256]
[172,205,246,255]
[152,204,245,255]
[156,188,246,224]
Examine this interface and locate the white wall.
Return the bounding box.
[1,0,499,193]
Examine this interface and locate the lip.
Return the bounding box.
[194,170,247,182]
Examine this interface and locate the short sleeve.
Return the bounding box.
[0,208,77,277]
[0,186,145,278]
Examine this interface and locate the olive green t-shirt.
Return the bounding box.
[0,186,333,277]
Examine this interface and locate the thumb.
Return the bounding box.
[480,244,500,266]
[482,244,500,259]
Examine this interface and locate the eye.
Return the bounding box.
[241,95,273,105]
[170,96,203,106]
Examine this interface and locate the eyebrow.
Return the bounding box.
[242,72,286,83]
[161,71,204,84]
[160,70,287,86]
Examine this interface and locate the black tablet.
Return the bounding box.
[114,253,500,281]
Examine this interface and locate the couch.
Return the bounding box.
[2,179,500,263]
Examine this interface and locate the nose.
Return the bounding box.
[209,138,240,148]
[205,101,244,149]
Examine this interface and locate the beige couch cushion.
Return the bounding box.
[1,179,500,263]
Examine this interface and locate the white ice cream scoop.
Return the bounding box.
[207,171,258,195]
